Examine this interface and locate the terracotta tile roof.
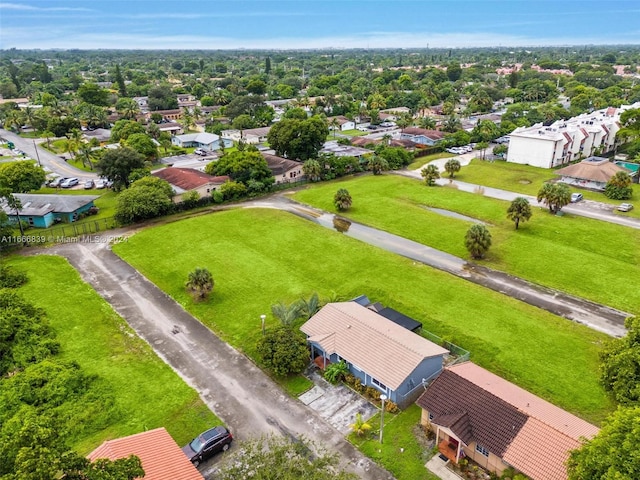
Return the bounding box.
[153,168,229,191]
[418,362,599,480]
[448,362,599,441]
[301,302,448,390]
[555,157,627,183]
[88,428,202,480]
[261,153,303,175]
[503,418,581,480]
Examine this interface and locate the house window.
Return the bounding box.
[475,444,489,457]
[428,412,434,421]
[27,217,34,226]
[371,377,387,391]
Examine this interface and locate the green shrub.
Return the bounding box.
[0,265,28,288]
[324,361,349,384]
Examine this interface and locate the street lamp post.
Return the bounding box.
[32,140,41,167]
[260,314,266,335]
[379,394,388,443]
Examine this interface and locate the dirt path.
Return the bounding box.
[41,240,392,480]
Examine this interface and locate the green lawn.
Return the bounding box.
[336,129,370,137]
[408,152,455,170]
[349,405,437,480]
[293,175,640,316]
[457,159,640,217]
[6,255,219,453]
[113,208,612,424]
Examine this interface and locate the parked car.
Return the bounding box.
[60,177,79,188]
[181,426,233,467]
[570,193,583,203]
[617,203,634,212]
[95,179,107,189]
[84,179,95,189]
[49,177,68,188]
[194,148,208,156]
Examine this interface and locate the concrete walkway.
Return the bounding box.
[426,455,465,480]
[247,196,630,337]
[38,241,393,480]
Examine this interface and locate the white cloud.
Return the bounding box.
[0,2,93,12]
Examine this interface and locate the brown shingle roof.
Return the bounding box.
[301,302,448,390]
[402,128,445,140]
[555,157,627,183]
[88,428,202,480]
[417,362,600,480]
[261,153,303,176]
[153,168,229,191]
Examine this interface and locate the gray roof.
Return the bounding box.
[175,132,219,144]
[2,194,98,217]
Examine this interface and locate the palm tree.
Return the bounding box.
[421,164,440,186]
[349,413,372,437]
[442,115,462,133]
[329,117,340,138]
[41,130,55,149]
[418,116,436,129]
[271,301,303,327]
[536,183,571,214]
[334,188,352,211]
[381,134,392,146]
[444,158,461,179]
[477,141,489,160]
[367,156,388,175]
[185,267,214,301]
[506,197,532,230]
[465,224,492,259]
[303,159,322,182]
[298,292,321,319]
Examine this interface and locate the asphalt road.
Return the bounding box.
[0,128,98,181]
[248,196,630,337]
[38,240,392,480]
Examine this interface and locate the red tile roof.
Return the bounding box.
[153,168,229,191]
[88,428,203,480]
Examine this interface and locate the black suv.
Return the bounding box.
[181,426,233,466]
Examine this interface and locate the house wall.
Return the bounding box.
[55,202,95,223]
[340,121,355,131]
[507,136,557,168]
[273,166,304,184]
[17,213,54,228]
[558,176,607,191]
[394,356,444,408]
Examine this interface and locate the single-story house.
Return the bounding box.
[417,362,599,480]
[555,156,635,191]
[301,302,449,408]
[380,106,411,117]
[132,96,148,109]
[171,132,232,151]
[400,128,445,146]
[1,194,98,228]
[320,141,374,158]
[327,116,355,131]
[261,153,304,183]
[146,109,182,121]
[82,128,111,144]
[88,427,202,480]
[152,167,229,201]
[221,126,271,145]
[157,122,183,136]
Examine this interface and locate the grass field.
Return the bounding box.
[113,208,612,424]
[7,255,219,453]
[349,405,437,480]
[456,159,640,217]
[292,174,640,316]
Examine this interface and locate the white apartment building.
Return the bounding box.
[507,102,640,169]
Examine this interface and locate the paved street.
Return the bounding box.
[0,128,98,181]
[37,240,392,480]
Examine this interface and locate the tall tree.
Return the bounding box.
[604,171,633,200]
[0,162,46,192]
[506,197,532,230]
[600,316,640,404]
[267,115,328,161]
[113,64,127,97]
[465,224,492,259]
[444,158,461,178]
[537,183,571,214]
[96,147,146,191]
[302,159,322,182]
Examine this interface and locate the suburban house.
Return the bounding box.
[400,127,445,146]
[380,106,411,117]
[88,427,203,480]
[82,128,111,144]
[507,102,640,169]
[320,141,374,158]
[1,194,98,228]
[221,126,271,145]
[417,362,599,480]
[261,153,304,183]
[157,122,183,136]
[327,115,356,131]
[132,96,148,111]
[300,301,449,408]
[171,132,232,151]
[147,109,182,121]
[152,167,229,201]
[555,156,636,191]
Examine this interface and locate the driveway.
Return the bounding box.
[37,240,392,480]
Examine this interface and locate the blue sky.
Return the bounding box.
[0,1,638,50]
